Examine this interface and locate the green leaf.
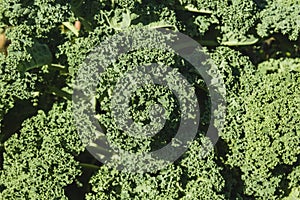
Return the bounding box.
[62,22,79,37]
[107,9,131,30]
[221,37,259,46]
[18,42,52,72]
[284,187,300,200]
[147,21,177,30]
[184,4,213,14]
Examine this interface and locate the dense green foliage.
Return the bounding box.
[224,58,300,199]
[86,137,225,200]
[0,102,84,199]
[0,0,299,199]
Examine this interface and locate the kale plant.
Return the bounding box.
[0,0,299,199]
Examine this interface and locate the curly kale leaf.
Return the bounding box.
[257,0,300,40]
[0,102,84,199]
[86,137,225,199]
[225,58,300,199]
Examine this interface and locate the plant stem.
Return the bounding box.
[80,163,100,170]
[47,86,72,100]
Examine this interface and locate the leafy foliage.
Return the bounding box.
[0,0,299,199]
[0,25,37,120]
[86,137,225,200]
[179,0,259,44]
[257,0,300,41]
[0,0,75,36]
[224,58,300,199]
[0,102,84,199]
